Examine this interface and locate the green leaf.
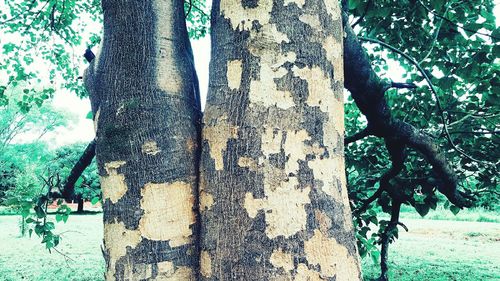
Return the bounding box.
[91,197,100,205]
[450,205,460,215]
[414,203,430,217]
[85,111,93,119]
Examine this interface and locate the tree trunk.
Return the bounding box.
[84,1,201,280]
[76,197,84,213]
[200,0,361,280]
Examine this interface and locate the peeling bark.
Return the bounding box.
[200,0,361,280]
[83,1,201,280]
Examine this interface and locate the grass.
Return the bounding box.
[396,205,500,223]
[0,213,499,281]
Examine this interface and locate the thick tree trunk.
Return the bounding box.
[200,0,361,280]
[84,1,201,280]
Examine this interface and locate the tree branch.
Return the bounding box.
[345,127,372,145]
[417,0,500,41]
[61,139,96,199]
[342,12,474,208]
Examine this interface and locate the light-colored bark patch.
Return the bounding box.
[249,67,294,109]
[200,191,214,211]
[304,229,360,280]
[244,178,311,238]
[220,1,272,31]
[104,221,141,281]
[156,263,195,281]
[93,107,100,132]
[324,0,341,20]
[314,210,332,233]
[292,66,335,113]
[270,249,294,271]
[307,156,344,201]
[322,35,344,83]
[283,129,310,174]
[142,141,161,156]
[299,13,320,27]
[295,263,322,281]
[154,1,182,94]
[101,161,127,204]
[227,60,243,90]
[261,128,283,155]
[248,48,296,110]
[238,156,259,171]
[322,107,344,149]
[139,181,195,247]
[203,114,239,170]
[291,65,344,148]
[200,250,212,277]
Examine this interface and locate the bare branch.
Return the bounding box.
[345,127,372,145]
[61,139,96,199]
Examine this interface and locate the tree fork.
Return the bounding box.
[83,0,201,280]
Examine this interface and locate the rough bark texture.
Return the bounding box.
[200,0,361,280]
[83,1,201,280]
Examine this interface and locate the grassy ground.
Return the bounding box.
[0,214,499,281]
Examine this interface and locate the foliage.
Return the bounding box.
[345,0,499,269]
[44,142,100,202]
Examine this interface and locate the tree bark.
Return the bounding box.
[84,1,201,280]
[76,197,84,213]
[200,0,361,280]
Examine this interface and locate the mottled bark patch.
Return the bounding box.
[139,182,195,247]
[101,161,127,204]
[227,59,243,90]
[238,156,259,171]
[220,1,272,31]
[304,229,360,280]
[199,191,214,211]
[104,221,141,280]
[203,114,239,170]
[156,261,195,280]
[270,249,294,272]
[141,141,162,155]
[244,178,311,238]
[200,250,212,278]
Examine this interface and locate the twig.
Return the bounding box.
[390,82,417,89]
[417,0,500,41]
[351,0,373,29]
[419,1,451,64]
[358,36,484,165]
[345,127,372,145]
[185,0,193,18]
